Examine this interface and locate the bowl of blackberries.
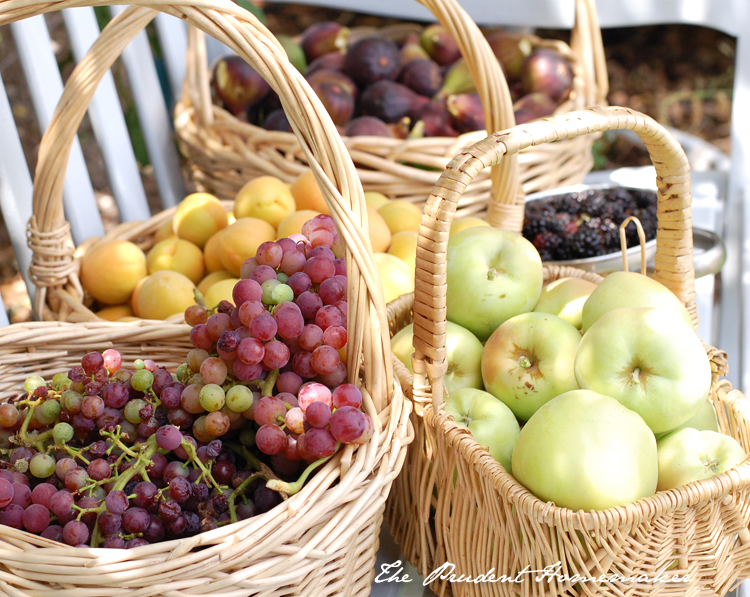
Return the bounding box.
[523,184,659,273]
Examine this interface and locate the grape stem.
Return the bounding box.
[261,369,280,397]
[265,448,339,495]
[225,441,263,472]
[227,472,265,523]
[177,438,223,492]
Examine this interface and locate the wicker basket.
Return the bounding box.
[175,0,608,224]
[385,106,750,597]
[0,3,412,596]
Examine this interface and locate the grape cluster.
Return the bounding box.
[0,214,370,548]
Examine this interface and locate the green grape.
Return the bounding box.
[131,370,154,392]
[61,390,84,413]
[123,399,148,425]
[134,359,145,370]
[176,363,189,383]
[24,376,46,395]
[276,272,289,284]
[261,279,281,304]
[53,422,74,444]
[199,384,226,412]
[36,400,61,425]
[239,427,256,448]
[270,283,294,305]
[29,453,56,478]
[226,385,253,413]
[52,372,72,391]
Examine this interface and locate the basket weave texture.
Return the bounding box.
[174,0,608,224]
[384,106,750,597]
[0,2,412,596]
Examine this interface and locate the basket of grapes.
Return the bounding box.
[0,2,410,596]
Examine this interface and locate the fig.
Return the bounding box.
[300,22,349,63]
[306,69,358,99]
[344,116,395,138]
[359,80,429,124]
[400,32,430,65]
[306,52,345,76]
[262,109,293,133]
[413,99,459,137]
[420,24,461,67]
[342,37,401,89]
[436,58,476,98]
[277,34,307,74]
[212,55,271,116]
[513,92,557,125]
[486,31,532,81]
[520,48,573,102]
[447,93,485,134]
[397,58,442,97]
[310,80,355,126]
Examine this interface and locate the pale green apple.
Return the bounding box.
[446,227,543,341]
[444,388,520,472]
[574,307,711,434]
[482,312,581,421]
[390,322,484,394]
[655,398,720,440]
[533,277,597,329]
[581,271,694,333]
[656,428,746,491]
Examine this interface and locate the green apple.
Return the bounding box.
[390,321,484,394]
[574,307,711,434]
[656,428,746,491]
[511,389,658,511]
[444,388,520,472]
[481,312,580,421]
[446,227,543,341]
[533,277,597,329]
[581,271,694,333]
[655,398,720,440]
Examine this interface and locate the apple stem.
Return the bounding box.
[630,367,641,385]
[519,356,532,369]
[487,268,497,281]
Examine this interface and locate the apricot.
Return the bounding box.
[218,217,276,276]
[378,200,422,235]
[364,191,389,210]
[173,193,228,248]
[290,170,331,215]
[450,216,490,236]
[197,270,235,297]
[234,176,296,230]
[80,240,148,305]
[131,277,145,317]
[203,232,224,273]
[96,304,134,321]
[367,205,391,253]
[204,278,242,309]
[135,270,197,321]
[374,253,414,303]
[388,230,419,273]
[147,238,205,285]
[153,218,176,243]
[277,210,321,239]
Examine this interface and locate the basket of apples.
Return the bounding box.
[175,0,608,220]
[0,1,411,595]
[384,106,750,597]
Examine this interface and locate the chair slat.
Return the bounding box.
[153,13,187,106]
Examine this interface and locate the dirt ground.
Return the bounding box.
[0,4,737,323]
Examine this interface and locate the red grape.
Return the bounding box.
[63,520,89,546]
[81,352,104,375]
[256,424,288,455]
[299,324,324,351]
[277,371,303,395]
[238,300,265,326]
[22,503,51,533]
[190,324,214,351]
[288,272,312,296]
[105,490,129,515]
[31,483,57,508]
[303,256,335,284]
[249,311,278,342]
[332,384,363,409]
[122,508,150,534]
[184,304,208,327]
[233,361,264,382]
[351,413,374,445]
[298,382,332,412]
[280,250,306,276]
[302,428,337,458]
[240,257,258,279]
[233,278,263,306]
[10,483,31,508]
[333,257,346,276]
[254,396,287,426]
[311,345,341,375]
[323,325,347,349]
[200,357,228,385]
[98,511,122,536]
[319,277,345,304]
[306,401,332,429]
[274,302,304,339]
[0,478,13,507]
[251,265,278,286]
[296,291,323,320]
[102,382,129,409]
[255,241,283,268]
[262,340,290,369]
[156,425,183,451]
[315,305,345,330]
[292,351,316,379]
[237,337,264,365]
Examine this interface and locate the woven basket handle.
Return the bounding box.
[0,0,394,410]
[412,106,696,411]
[570,0,609,107]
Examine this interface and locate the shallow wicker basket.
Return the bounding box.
[0,2,412,596]
[385,106,750,597]
[175,0,608,222]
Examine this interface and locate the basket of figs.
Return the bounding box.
[175,0,608,219]
[384,106,750,597]
[0,2,411,596]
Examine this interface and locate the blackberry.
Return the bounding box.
[580,194,607,218]
[532,232,562,261]
[598,219,620,252]
[569,223,604,258]
[558,193,583,215]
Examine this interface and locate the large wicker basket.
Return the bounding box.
[385,106,750,597]
[175,0,608,223]
[0,2,412,596]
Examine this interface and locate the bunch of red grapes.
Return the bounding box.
[0,214,371,548]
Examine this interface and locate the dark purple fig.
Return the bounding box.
[262,109,293,132]
[260,89,282,115]
[486,31,533,81]
[306,69,358,99]
[447,93,485,133]
[306,52,346,76]
[359,80,429,124]
[400,32,430,65]
[520,48,573,102]
[513,92,557,124]
[420,24,461,67]
[310,80,355,126]
[212,55,271,116]
[300,22,349,63]
[344,116,395,138]
[397,58,442,97]
[436,58,475,99]
[342,37,401,89]
[413,99,459,137]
